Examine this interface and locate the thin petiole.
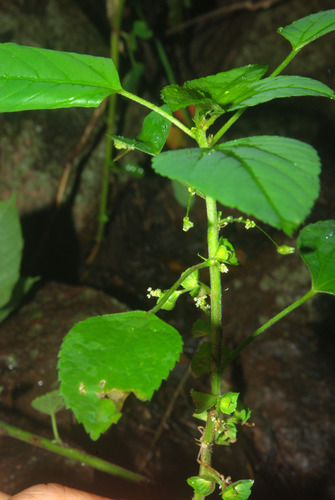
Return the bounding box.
[118,89,196,140]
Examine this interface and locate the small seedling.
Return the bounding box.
[31,390,66,445]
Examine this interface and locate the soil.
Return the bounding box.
[1,1,335,499]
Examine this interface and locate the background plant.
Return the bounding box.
[0,9,335,500]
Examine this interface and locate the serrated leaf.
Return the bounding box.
[221,480,254,500]
[152,136,320,235]
[31,390,65,416]
[228,75,334,111]
[0,43,122,112]
[191,390,217,413]
[0,195,23,308]
[109,105,171,155]
[58,311,183,440]
[278,10,335,52]
[162,68,334,114]
[187,476,215,496]
[161,65,268,112]
[297,220,335,295]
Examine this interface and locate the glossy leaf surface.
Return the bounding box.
[110,105,171,155]
[0,43,122,111]
[0,195,23,308]
[161,65,267,111]
[152,136,320,235]
[297,220,335,295]
[161,66,334,113]
[58,311,182,440]
[229,75,334,111]
[278,10,335,51]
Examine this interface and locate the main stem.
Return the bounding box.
[193,131,223,500]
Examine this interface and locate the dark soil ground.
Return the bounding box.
[1,1,335,499]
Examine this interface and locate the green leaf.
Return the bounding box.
[221,480,254,500]
[216,238,239,265]
[278,10,335,52]
[0,195,23,309]
[187,476,215,496]
[161,65,268,111]
[231,400,252,425]
[160,289,184,310]
[58,311,183,440]
[228,75,334,111]
[191,390,217,413]
[162,67,334,114]
[0,43,122,112]
[181,270,199,291]
[110,105,171,155]
[152,136,320,235]
[297,220,335,295]
[31,390,65,416]
[219,392,239,415]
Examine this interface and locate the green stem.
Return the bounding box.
[0,420,147,483]
[148,261,212,315]
[88,0,125,263]
[194,202,222,500]
[118,89,196,139]
[222,289,316,371]
[50,413,62,445]
[269,49,298,77]
[192,132,223,500]
[206,197,222,396]
[211,108,245,146]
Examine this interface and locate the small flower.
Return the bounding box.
[147,287,162,299]
[183,216,194,232]
[194,295,210,310]
[277,245,295,255]
[219,263,229,273]
[245,219,256,229]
